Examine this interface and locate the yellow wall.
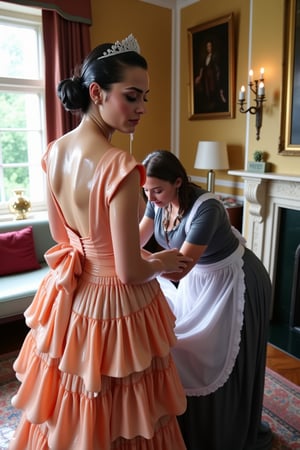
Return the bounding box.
[180,0,251,197]
[89,0,299,194]
[249,0,285,171]
[181,0,299,185]
[89,0,172,162]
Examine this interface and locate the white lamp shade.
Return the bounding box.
[194,141,229,170]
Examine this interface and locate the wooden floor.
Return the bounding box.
[1,318,300,386]
[266,343,300,386]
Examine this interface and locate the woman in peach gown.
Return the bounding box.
[9,35,189,450]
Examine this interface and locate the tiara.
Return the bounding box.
[98,34,140,60]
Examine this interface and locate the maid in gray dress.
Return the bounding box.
[140,149,273,450]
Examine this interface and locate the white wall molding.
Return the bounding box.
[229,170,300,313]
[190,175,244,202]
[140,0,199,8]
[140,0,174,8]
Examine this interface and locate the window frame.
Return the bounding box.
[0,3,47,220]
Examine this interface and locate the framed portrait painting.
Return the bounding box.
[279,0,300,155]
[188,13,235,120]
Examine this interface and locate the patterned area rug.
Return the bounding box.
[0,353,21,450]
[262,367,300,449]
[0,353,299,449]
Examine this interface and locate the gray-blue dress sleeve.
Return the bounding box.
[144,201,155,220]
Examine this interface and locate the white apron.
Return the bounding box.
[158,193,246,396]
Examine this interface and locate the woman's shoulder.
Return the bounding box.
[93,148,145,198]
[193,185,207,197]
[102,147,137,164]
[101,148,144,178]
[188,188,223,217]
[189,185,213,205]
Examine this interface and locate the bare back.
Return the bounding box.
[48,120,111,238]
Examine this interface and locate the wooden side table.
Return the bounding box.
[224,204,243,232]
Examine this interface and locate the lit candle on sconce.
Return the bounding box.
[238,68,266,140]
[260,67,265,80]
[249,69,253,84]
[258,81,265,96]
[239,85,245,101]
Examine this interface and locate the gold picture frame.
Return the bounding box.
[279,0,300,155]
[188,13,235,120]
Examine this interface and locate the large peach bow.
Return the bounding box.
[26,243,84,358]
[45,243,83,293]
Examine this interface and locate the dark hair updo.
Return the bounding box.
[57,42,148,114]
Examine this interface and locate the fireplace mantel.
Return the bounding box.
[228,170,300,184]
[228,170,300,293]
[229,171,300,355]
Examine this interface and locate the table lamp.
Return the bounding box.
[194,141,229,192]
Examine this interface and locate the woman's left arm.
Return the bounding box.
[160,240,207,282]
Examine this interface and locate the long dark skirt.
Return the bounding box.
[177,248,273,450]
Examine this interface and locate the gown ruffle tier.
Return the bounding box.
[9,148,187,450]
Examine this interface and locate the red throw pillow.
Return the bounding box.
[0,226,41,276]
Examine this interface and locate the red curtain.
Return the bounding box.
[42,10,91,142]
[4,0,92,24]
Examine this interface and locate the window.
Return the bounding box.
[0,2,46,218]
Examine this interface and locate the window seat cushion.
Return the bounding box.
[0,264,49,319]
[0,217,55,321]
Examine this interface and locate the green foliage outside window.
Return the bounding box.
[0,92,29,201]
[0,10,45,209]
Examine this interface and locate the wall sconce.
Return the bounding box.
[238,68,266,140]
[194,141,229,193]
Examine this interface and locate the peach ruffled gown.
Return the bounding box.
[9,148,187,450]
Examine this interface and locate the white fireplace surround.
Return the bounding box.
[228,170,300,312]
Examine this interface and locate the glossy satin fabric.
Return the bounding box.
[9,147,187,450]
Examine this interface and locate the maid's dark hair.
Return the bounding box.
[143,150,198,215]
